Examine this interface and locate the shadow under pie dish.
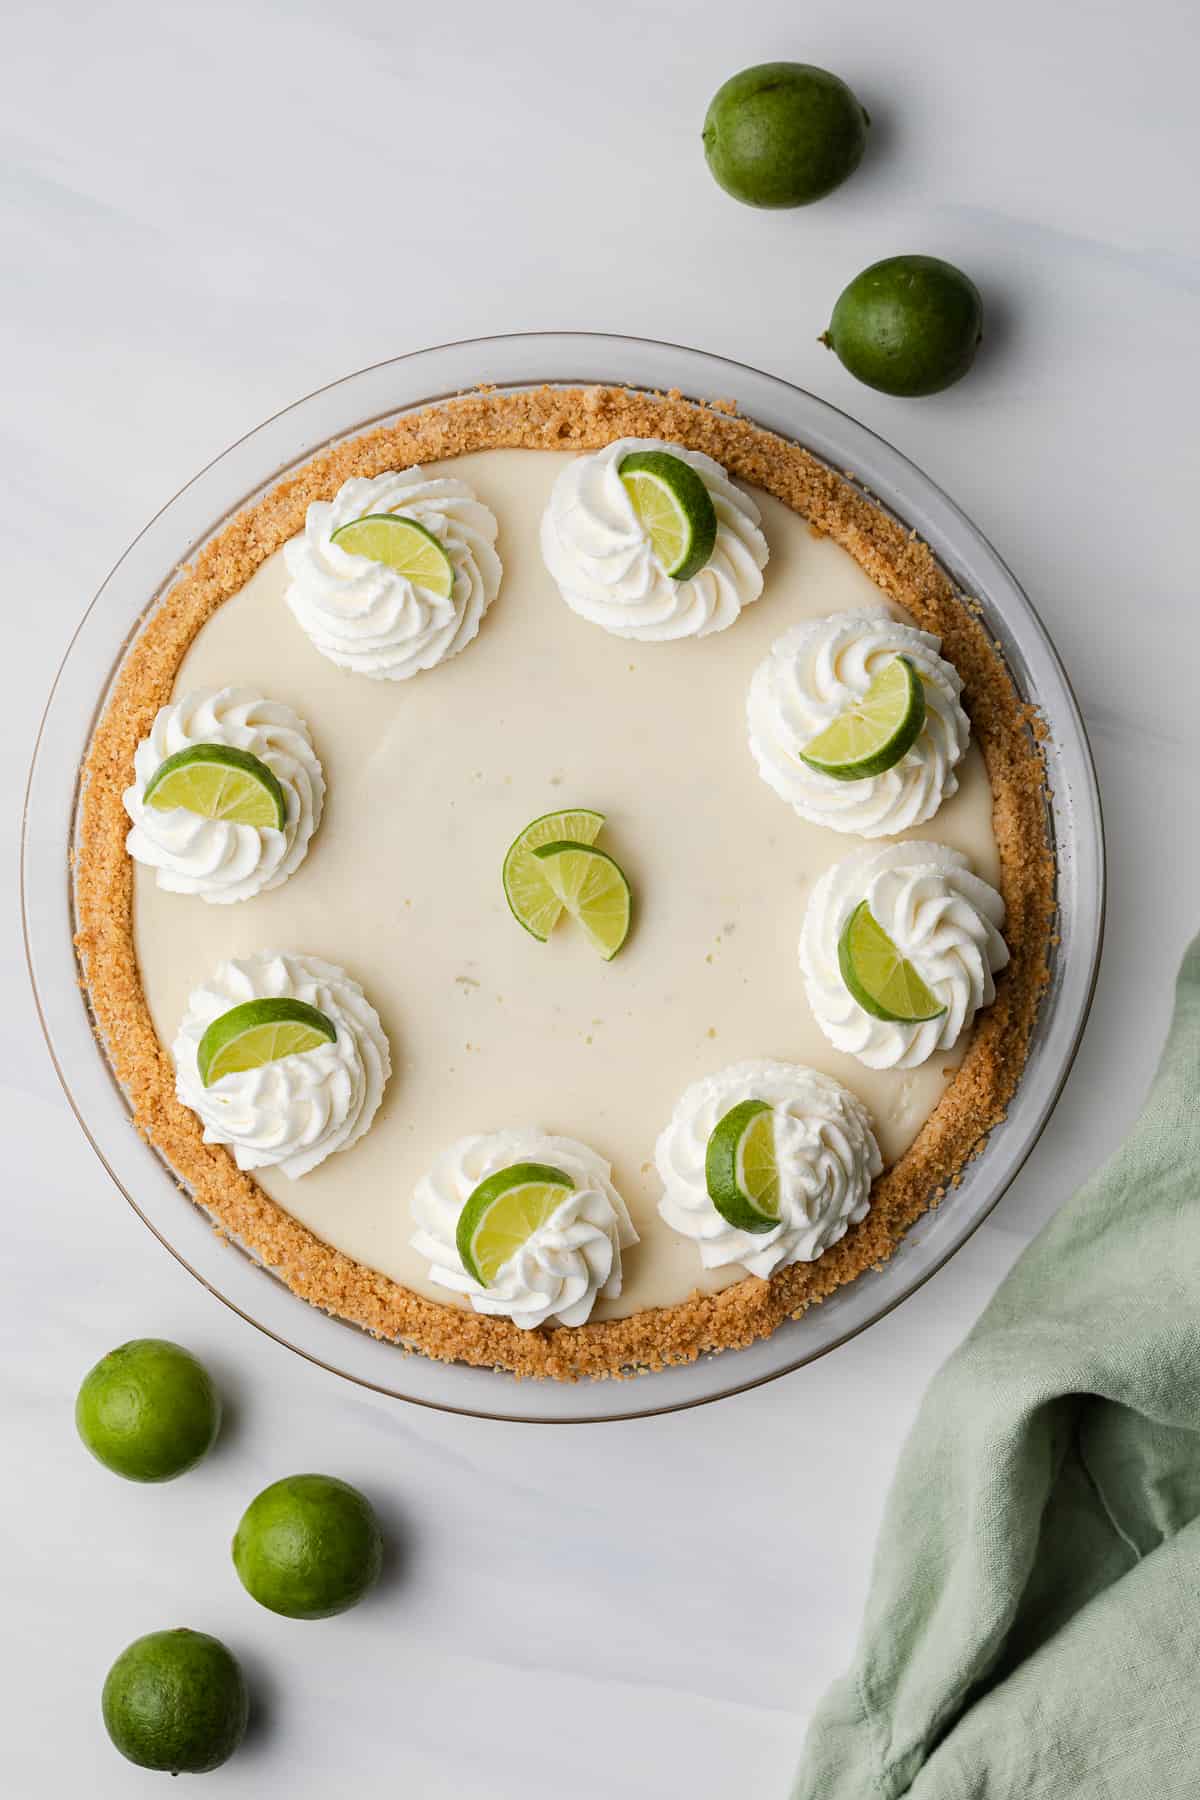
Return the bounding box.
[68,378,1061,1385]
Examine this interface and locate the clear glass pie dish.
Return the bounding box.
[21,332,1104,1423]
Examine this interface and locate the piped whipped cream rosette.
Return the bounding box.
[410,1130,638,1329]
[655,1060,881,1279]
[747,609,970,835]
[284,468,502,679]
[174,952,390,1179]
[539,437,768,641]
[800,842,1009,1070]
[123,687,324,903]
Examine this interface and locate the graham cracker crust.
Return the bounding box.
[73,385,1055,1381]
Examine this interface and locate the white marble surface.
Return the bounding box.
[4,1,1199,1791]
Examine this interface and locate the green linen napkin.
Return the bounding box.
[794,934,1200,1799]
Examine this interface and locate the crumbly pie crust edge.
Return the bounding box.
[74,385,1055,1381]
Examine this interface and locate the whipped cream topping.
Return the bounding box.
[284,469,502,679]
[747,610,970,835]
[800,842,1009,1070]
[174,952,390,1179]
[539,437,768,641]
[410,1130,638,1329]
[124,688,324,904]
[655,1060,881,1279]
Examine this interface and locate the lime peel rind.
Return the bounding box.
[799,655,926,782]
[705,1098,780,1235]
[455,1161,576,1287]
[838,900,947,1023]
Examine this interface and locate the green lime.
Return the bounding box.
[702,62,869,208]
[197,997,337,1088]
[822,256,984,397]
[76,1339,221,1483]
[456,1161,576,1286]
[331,513,454,598]
[705,1099,781,1234]
[533,841,633,961]
[102,1628,248,1774]
[143,743,287,829]
[502,807,606,941]
[233,1474,383,1621]
[838,899,947,1022]
[799,655,926,781]
[618,450,718,580]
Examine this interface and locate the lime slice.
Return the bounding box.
[330,513,454,600]
[838,900,947,1023]
[618,449,718,581]
[705,1099,780,1235]
[533,842,633,961]
[197,998,338,1088]
[502,808,606,941]
[456,1162,576,1287]
[143,745,286,830]
[798,655,926,781]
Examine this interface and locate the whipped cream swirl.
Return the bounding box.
[284,469,502,679]
[747,610,970,835]
[124,688,324,904]
[655,1060,881,1279]
[174,952,391,1179]
[410,1130,638,1329]
[539,437,768,641]
[800,842,1009,1070]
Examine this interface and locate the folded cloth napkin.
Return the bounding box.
[794,935,1200,1799]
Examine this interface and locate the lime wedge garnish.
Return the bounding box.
[331,513,454,600]
[705,1099,780,1235]
[196,998,338,1088]
[456,1162,576,1287]
[798,655,926,781]
[618,450,718,582]
[143,744,286,830]
[533,842,633,961]
[838,900,947,1023]
[502,808,606,941]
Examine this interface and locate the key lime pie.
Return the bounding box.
[74,387,1053,1380]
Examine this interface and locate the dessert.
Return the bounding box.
[74,385,1053,1380]
[411,1131,638,1329]
[284,468,501,679]
[124,688,324,903]
[747,609,969,834]
[800,842,1009,1070]
[656,1060,881,1278]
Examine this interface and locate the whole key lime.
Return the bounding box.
[703,62,869,208]
[822,255,984,396]
[76,1338,221,1482]
[102,1628,248,1774]
[233,1473,383,1620]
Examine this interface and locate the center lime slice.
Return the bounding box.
[838,900,947,1023]
[705,1099,780,1235]
[196,998,338,1088]
[502,808,606,941]
[618,449,718,582]
[143,744,286,830]
[798,654,926,781]
[533,842,633,961]
[330,513,455,599]
[455,1162,576,1287]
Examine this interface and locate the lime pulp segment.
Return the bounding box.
[618,449,718,582]
[799,655,926,781]
[838,900,947,1023]
[502,808,606,941]
[331,513,455,599]
[456,1162,576,1287]
[533,841,633,961]
[143,744,286,830]
[197,998,338,1087]
[705,1099,780,1235]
